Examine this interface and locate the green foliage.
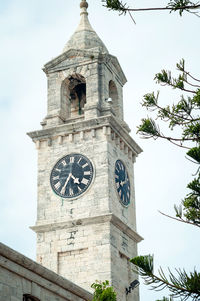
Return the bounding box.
[135,60,200,300]
[131,255,154,275]
[138,60,200,228]
[167,0,197,15]
[101,0,200,16]
[101,0,128,15]
[91,281,117,301]
[131,255,200,300]
[138,118,160,138]
[182,174,200,225]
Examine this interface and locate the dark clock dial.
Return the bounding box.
[115,160,130,206]
[50,154,93,198]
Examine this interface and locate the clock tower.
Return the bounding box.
[28,1,143,300]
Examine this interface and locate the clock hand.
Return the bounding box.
[71,174,80,184]
[61,173,72,194]
[121,173,129,187]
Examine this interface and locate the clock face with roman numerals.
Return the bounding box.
[50,154,93,198]
[115,160,130,206]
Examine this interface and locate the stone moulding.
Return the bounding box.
[43,49,127,87]
[27,115,143,157]
[30,213,143,243]
[0,242,92,301]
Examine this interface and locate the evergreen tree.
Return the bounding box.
[131,59,200,300]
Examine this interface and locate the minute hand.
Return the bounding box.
[61,173,72,195]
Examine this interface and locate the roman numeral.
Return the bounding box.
[81,178,89,185]
[84,171,91,176]
[119,163,124,170]
[69,188,74,196]
[54,182,61,190]
[53,176,59,180]
[60,189,65,195]
[77,158,82,164]
[82,162,88,169]
[70,157,75,163]
[55,168,61,172]
[78,186,82,192]
[61,160,67,166]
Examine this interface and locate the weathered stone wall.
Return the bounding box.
[0,243,92,301]
[36,221,111,292]
[28,25,142,301]
[110,223,139,301]
[42,50,127,127]
[28,121,142,300]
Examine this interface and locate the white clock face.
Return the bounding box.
[50,154,93,198]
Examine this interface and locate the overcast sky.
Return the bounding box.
[0,1,199,300]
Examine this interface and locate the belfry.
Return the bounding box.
[28,1,143,300]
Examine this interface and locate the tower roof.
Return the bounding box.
[63,0,108,54]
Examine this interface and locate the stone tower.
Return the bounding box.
[28,1,143,300]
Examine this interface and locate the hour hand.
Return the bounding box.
[71,174,80,184]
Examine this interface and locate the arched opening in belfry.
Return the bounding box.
[62,74,86,119]
[109,80,119,116]
[109,80,118,102]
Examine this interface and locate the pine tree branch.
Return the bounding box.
[128,10,136,24]
[123,5,200,12]
[167,139,191,149]
[146,100,198,123]
[102,1,200,15]
[158,210,200,227]
[131,256,200,300]
[183,79,200,88]
[140,131,195,148]
[159,81,196,93]
[185,71,200,83]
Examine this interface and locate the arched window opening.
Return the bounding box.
[109,80,118,104]
[61,74,86,120]
[68,75,86,116]
[23,294,40,301]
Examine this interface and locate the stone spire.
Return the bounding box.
[63,0,108,53]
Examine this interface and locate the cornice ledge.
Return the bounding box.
[110,214,143,243]
[30,214,112,233]
[27,115,142,155]
[30,213,143,243]
[108,115,142,155]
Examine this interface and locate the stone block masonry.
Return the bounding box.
[0,242,92,301]
[27,1,143,299]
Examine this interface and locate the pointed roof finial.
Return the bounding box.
[62,0,108,54]
[80,0,88,15]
